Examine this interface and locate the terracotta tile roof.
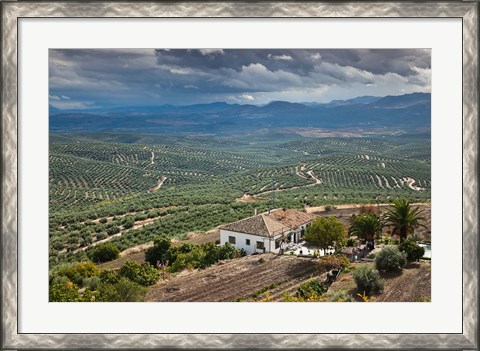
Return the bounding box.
[267,209,317,229]
[221,214,270,237]
[262,215,285,236]
[220,208,316,238]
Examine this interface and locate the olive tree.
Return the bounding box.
[305,217,346,251]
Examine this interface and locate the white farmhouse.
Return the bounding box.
[219,208,316,255]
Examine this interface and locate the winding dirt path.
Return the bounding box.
[307,170,322,184]
[405,177,425,191]
[148,176,167,193]
[252,169,321,197]
[295,165,308,179]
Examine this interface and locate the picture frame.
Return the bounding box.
[1,1,478,349]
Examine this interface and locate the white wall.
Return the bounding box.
[220,227,309,255]
[220,229,276,255]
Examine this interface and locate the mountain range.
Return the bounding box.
[49,92,430,135]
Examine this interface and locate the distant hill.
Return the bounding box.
[49,105,63,115]
[373,92,431,108]
[327,96,382,106]
[50,92,431,134]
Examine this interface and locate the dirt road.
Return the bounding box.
[148,176,167,193]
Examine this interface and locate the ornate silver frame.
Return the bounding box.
[1,1,478,350]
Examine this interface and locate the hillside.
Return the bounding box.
[329,261,431,302]
[145,254,320,302]
[145,253,431,302]
[48,132,431,269]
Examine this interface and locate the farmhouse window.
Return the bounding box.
[256,241,264,249]
[275,239,281,249]
[228,236,236,244]
[246,239,250,245]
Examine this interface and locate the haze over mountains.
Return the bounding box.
[49,92,430,135]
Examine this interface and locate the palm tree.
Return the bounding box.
[348,213,384,249]
[384,199,426,243]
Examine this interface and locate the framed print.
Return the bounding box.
[1,1,478,350]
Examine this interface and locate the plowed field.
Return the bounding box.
[145,253,324,302]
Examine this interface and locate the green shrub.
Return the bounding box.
[50,274,70,286]
[106,225,120,235]
[169,253,188,272]
[202,242,221,266]
[97,277,147,302]
[382,236,396,245]
[99,269,121,284]
[122,219,134,229]
[408,233,423,242]
[83,276,102,290]
[146,238,242,273]
[326,289,355,302]
[178,243,199,254]
[90,243,120,263]
[296,279,328,299]
[54,261,99,286]
[353,265,384,295]
[181,249,207,270]
[398,240,425,261]
[252,283,278,298]
[218,242,240,260]
[49,280,81,302]
[145,237,177,266]
[119,260,160,286]
[375,246,406,272]
[81,287,98,302]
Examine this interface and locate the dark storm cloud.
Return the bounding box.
[155,49,311,75]
[49,49,431,108]
[322,49,431,76]
[155,49,430,77]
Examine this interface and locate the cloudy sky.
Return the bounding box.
[49,49,431,109]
